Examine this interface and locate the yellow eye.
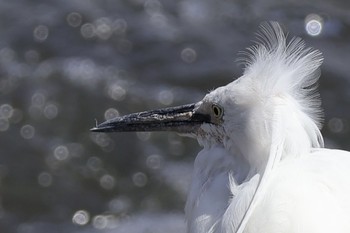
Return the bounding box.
[212,104,224,119]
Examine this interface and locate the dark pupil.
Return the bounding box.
[214,107,219,116]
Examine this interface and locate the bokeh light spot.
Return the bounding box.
[181,47,197,63]
[158,89,174,105]
[0,104,13,119]
[87,156,103,172]
[104,108,119,121]
[43,103,58,119]
[99,174,116,190]
[91,133,112,148]
[328,117,344,133]
[67,12,82,27]
[54,145,69,161]
[305,14,323,37]
[80,23,96,39]
[31,92,46,107]
[107,84,126,101]
[108,196,131,213]
[92,215,108,229]
[93,215,119,229]
[72,210,90,225]
[95,18,113,40]
[38,172,53,187]
[132,172,148,187]
[33,25,49,42]
[113,19,128,35]
[63,58,99,89]
[20,124,35,139]
[146,154,162,170]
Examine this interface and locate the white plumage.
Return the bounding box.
[184,22,350,233]
[92,21,350,233]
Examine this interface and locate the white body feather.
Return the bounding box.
[185,22,350,233]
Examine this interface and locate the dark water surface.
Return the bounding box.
[1,0,350,232]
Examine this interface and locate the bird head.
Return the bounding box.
[91,22,324,168]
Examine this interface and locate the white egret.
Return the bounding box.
[91,22,350,233]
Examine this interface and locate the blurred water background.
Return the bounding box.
[0,0,350,232]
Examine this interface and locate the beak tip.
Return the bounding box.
[90,127,100,132]
[90,123,116,132]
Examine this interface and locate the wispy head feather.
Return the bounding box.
[238,22,324,129]
[223,23,325,232]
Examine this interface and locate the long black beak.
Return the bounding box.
[90,103,210,134]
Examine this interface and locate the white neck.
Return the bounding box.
[185,97,323,233]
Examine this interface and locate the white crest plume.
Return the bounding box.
[239,21,324,129]
[226,22,325,233]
